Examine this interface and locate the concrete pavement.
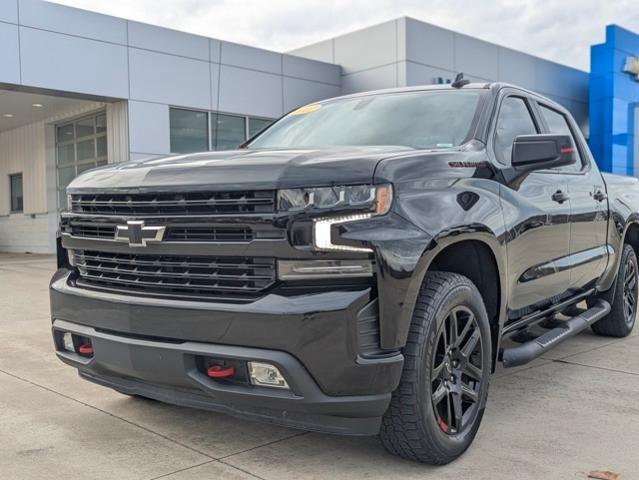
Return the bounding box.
[1,253,637,479]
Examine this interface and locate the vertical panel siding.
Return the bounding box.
[0,122,45,214]
[0,101,106,252]
[106,100,129,163]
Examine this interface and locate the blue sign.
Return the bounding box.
[589,25,639,176]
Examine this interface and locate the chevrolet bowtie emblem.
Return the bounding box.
[624,56,639,81]
[115,220,166,247]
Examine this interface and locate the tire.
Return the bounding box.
[591,244,638,337]
[380,271,492,464]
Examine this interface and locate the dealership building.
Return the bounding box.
[0,0,638,253]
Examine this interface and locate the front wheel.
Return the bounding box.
[380,271,492,464]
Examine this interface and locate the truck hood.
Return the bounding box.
[68,146,412,192]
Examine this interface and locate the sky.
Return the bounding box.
[49,0,639,71]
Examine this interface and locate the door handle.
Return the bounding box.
[594,189,607,202]
[551,190,570,204]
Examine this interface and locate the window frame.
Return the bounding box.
[490,93,541,166]
[168,107,274,154]
[533,101,590,174]
[212,112,247,151]
[169,107,211,154]
[247,89,488,150]
[9,172,23,214]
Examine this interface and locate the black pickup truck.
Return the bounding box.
[51,82,639,464]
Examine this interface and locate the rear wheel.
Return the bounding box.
[380,271,491,464]
[591,244,637,337]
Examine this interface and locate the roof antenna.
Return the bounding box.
[451,73,470,88]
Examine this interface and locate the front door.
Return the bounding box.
[535,102,609,290]
[492,94,572,317]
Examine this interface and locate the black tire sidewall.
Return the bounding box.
[416,277,492,455]
[616,245,637,330]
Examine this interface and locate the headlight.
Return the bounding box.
[313,213,374,252]
[278,184,392,215]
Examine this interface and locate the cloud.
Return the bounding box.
[50,0,639,70]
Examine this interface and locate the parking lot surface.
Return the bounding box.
[1,253,638,479]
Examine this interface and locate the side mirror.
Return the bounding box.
[505,134,577,186]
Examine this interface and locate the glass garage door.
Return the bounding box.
[56,112,107,210]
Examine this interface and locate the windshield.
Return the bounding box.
[249,90,483,150]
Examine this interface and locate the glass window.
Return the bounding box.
[58,166,76,189]
[76,139,95,162]
[170,108,209,153]
[249,117,273,138]
[96,113,107,134]
[58,189,68,211]
[55,112,108,210]
[9,173,23,213]
[494,97,538,164]
[97,136,108,158]
[57,124,74,143]
[249,91,483,150]
[539,105,582,171]
[57,144,75,165]
[213,114,246,150]
[76,117,95,138]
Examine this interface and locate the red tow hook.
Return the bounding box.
[207,364,236,379]
[78,343,94,356]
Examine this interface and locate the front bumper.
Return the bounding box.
[50,269,404,435]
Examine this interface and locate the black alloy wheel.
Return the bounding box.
[380,271,491,464]
[430,306,484,435]
[623,254,638,326]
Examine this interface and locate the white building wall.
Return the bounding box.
[0,101,107,253]
[290,17,590,133]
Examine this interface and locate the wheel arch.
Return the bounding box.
[623,221,639,254]
[426,238,503,370]
[397,232,507,370]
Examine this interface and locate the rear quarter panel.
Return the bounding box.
[599,173,639,290]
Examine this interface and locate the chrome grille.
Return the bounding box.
[70,190,275,216]
[74,250,275,298]
[68,223,254,242]
[69,224,116,239]
[165,227,254,242]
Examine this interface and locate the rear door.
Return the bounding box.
[491,93,572,316]
[535,102,608,289]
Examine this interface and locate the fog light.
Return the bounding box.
[62,332,75,352]
[248,362,289,389]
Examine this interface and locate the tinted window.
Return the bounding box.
[494,97,538,164]
[249,117,273,138]
[10,173,23,213]
[213,114,246,150]
[539,105,582,171]
[170,108,209,153]
[249,91,483,150]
